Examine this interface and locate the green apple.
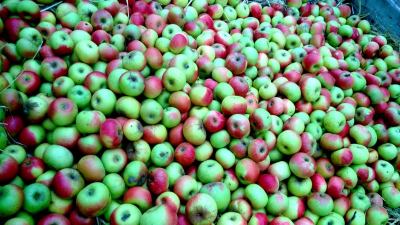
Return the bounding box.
[119,71,145,97]
[366,206,388,225]
[323,110,346,134]
[217,212,247,225]
[74,40,99,64]
[23,183,51,214]
[76,182,111,217]
[197,160,224,183]
[91,88,117,116]
[266,192,289,216]
[140,204,177,225]
[110,203,141,225]
[307,192,334,216]
[162,67,186,91]
[199,182,231,212]
[140,99,163,125]
[345,208,365,225]
[116,96,141,119]
[244,184,268,209]
[67,85,92,109]
[42,145,74,170]
[0,184,24,217]
[150,142,174,167]
[277,130,301,155]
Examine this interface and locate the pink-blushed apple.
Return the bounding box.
[99,119,123,149]
[123,186,152,212]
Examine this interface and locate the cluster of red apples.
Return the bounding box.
[0,0,400,224]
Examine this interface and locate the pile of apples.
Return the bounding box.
[1,0,400,224]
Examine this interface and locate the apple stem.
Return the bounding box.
[0,40,43,94]
[336,0,344,6]
[185,0,193,9]
[356,0,362,16]
[40,1,63,12]
[126,0,130,18]
[96,217,107,225]
[4,128,25,146]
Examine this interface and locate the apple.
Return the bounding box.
[48,97,78,126]
[3,145,26,164]
[350,191,370,212]
[226,52,248,75]
[169,91,191,113]
[373,160,395,182]
[101,148,128,173]
[77,134,102,155]
[323,110,346,134]
[163,67,187,92]
[77,155,106,182]
[143,124,168,144]
[197,159,224,183]
[282,196,306,220]
[0,184,24,217]
[99,118,123,149]
[69,209,95,225]
[3,114,25,137]
[189,85,213,107]
[123,186,152,212]
[150,142,174,167]
[52,76,74,97]
[48,30,74,56]
[110,203,141,225]
[15,70,40,95]
[23,183,51,214]
[218,212,247,225]
[123,160,148,187]
[221,95,247,116]
[307,192,334,216]
[186,193,218,225]
[366,206,389,225]
[0,153,19,184]
[289,152,316,178]
[19,156,45,182]
[43,145,74,170]
[154,192,180,214]
[244,183,268,209]
[37,214,70,225]
[119,71,145,97]
[174,142,196,167]
[76,110,106,134]
[74,40,99,64]
[277,130,302,155]
[66,85,91,110]
[83,71,107,93]
[183,116,207,145]
[226,114,251,139]
[235,158,260,184]
[76,182,111,217]
[4,218,31,225]
[173,175,198,201]
[52,168,84,199]
[140,204,178,225]
[266,192,289,216]
[146,167,168,196]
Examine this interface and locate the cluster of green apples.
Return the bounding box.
[0,0,400,225]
